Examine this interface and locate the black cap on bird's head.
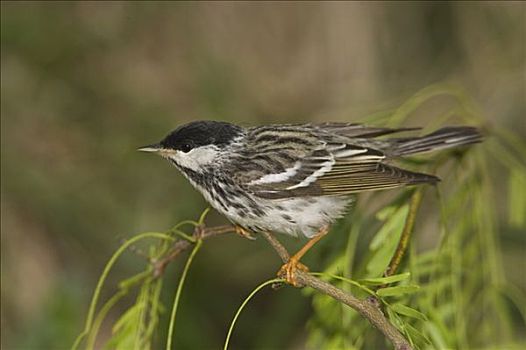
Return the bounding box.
[138,121,243,172]
[162,120,242,152]
[139,120,243,154]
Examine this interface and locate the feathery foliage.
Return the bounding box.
[306,84,526,349]
[73,85,525,349]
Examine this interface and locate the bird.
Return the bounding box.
[139,120,482,285]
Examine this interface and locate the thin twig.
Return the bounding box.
[384,188,423,277]
[153,225,235,277]
[260,231,290,263]
[383,155,453,278]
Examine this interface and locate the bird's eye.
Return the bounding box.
[180,143,193,153]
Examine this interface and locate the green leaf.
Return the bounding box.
[375,205,397,221]
[425,321,449,350]
[366,205,410,276]
[72,232,174,350]
[404,323,432,346]
[376,285,420,297]
[390,303,428,321]
[359,272,410,285]
[370,204,409,250]
[508,168,526,227]
[112,304,142,334]
[118,271,150,290]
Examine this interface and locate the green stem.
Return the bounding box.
[309,272,376,296]
[223,279,283,350]
[384,189,423,277]
[165,238,203,350]
[72,232,175,350]
[85,289,127,350]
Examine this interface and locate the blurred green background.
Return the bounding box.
[1,2,524,349]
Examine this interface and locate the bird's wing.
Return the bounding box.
[308,122,421,138]
[236,132,438,199]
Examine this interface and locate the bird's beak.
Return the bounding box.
[137,144,162,153]
[138,144,177,157]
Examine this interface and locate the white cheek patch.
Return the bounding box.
[169,145,219,172]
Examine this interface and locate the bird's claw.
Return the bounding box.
[234,226,257,240]
[277,258,309,287]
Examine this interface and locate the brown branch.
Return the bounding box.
[259,231,413,350]
[384,188,423,277]
[152,224,235,277]
[152,224,412,350]
[296,272,411,350]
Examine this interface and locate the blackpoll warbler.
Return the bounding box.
[139,120,482,285]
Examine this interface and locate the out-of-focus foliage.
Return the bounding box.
[1,2,524,349]
[306,88,526,350]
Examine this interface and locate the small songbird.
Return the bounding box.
[139,120,482,285]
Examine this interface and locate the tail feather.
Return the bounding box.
[392,126,483,156]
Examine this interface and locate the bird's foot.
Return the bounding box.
[277,257,309,287]
[234,225,257,240]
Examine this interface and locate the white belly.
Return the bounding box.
[222,195,353,238]
[183,171,353,238]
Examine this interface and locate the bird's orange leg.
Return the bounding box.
[278,225,330,287]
